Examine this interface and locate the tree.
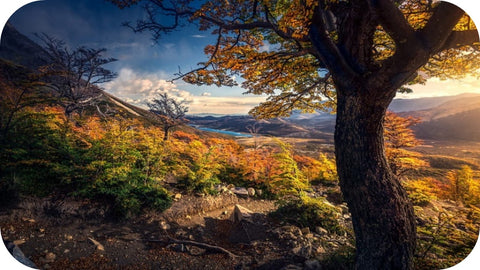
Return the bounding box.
[111,1,480,268]
[37,34,117,117]
[447,165,474,204]
[147,93,189,141]
[384,111,426,177]
[0,60,43,141]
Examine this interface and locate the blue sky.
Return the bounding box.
[3,0,266,114]
[2,0,480,114]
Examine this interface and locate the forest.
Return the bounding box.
[1,0,480,269]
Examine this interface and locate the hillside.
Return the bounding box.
[0,23,210,137]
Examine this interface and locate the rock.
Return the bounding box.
[304,259,321,270]
[315,226,328,235]
[229,204,253,223]
[4,240,37,268]
[231,187,249,197]
[291,242,312,258]
[281,264,303,270]
[301,227,311,235]
[247,187,256,196]
[175,229,187,238]
[187,246,206,256]
[174,193,182,200]
[44,252,56,263]
[170,243,185,252]
[21,217,36,223]
[160,221,171,230]
[315,245,326,254]
[13,240,26,246]
[256,189,263,197]
[64,249,70,253]
[340,203,350,214]
[88,237,105,251]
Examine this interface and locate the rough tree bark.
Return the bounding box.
[334,87,416,269]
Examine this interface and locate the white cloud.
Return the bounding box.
[102,68,266,115]
[192,34,206,38]
[102,68,194,107]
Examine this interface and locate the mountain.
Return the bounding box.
[187,113,335,140]
[189,93,480,142]
[402,94,480,141]
[0,23,154,122]
[0,23,49,68]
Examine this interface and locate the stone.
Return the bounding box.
[187,246,206,256]
[13,240,26,246]
[301,227,311,235]
[315,226,328,235]
[44,252,56,262]
[304,259,321,270]
[231,187,249,197]
[88,237,105,251]
[229,204,253,223]
[340,203,350,214]
[160,221,171,230]
[170,243,185,252]
[281,264,303,270]
[256,189,263,197]
[5,241,37,268]
[315,245,326,254]
[174,193,182,200]
[247,187,256,196]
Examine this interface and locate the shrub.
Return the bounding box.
[403,178,439,206]
[270,194,345,234]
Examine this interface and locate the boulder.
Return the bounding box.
[229,204,253,223]
[247,187,256,196]
[231,187,249,198]
[4,240,37,268]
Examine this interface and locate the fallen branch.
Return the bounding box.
[147,237,238,258]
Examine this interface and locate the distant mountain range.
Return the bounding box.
[189,93,480,142]
[3,22,479,142]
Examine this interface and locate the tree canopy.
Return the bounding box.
[111,0,479,117]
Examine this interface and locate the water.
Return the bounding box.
[194,126,252,137]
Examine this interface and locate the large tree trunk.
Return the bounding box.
[334,90,416,270]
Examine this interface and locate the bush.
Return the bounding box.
[270,194,345,234]
[0,176,19,210]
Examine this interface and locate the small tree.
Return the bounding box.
[37,34,117,117]
[147,93,189,141]
[447,165,473,204]
[384,111,426,177]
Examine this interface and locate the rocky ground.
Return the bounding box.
[1,190,354,270]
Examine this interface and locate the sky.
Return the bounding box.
[1,0,480,114]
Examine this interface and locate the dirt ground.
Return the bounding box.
[1,194,310,270]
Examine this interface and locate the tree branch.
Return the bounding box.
[369,0,416,45]
[309,7,359,89]
[420,1,465,52]
[438,30,479,51]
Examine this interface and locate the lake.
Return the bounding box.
[193,126,253,137]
